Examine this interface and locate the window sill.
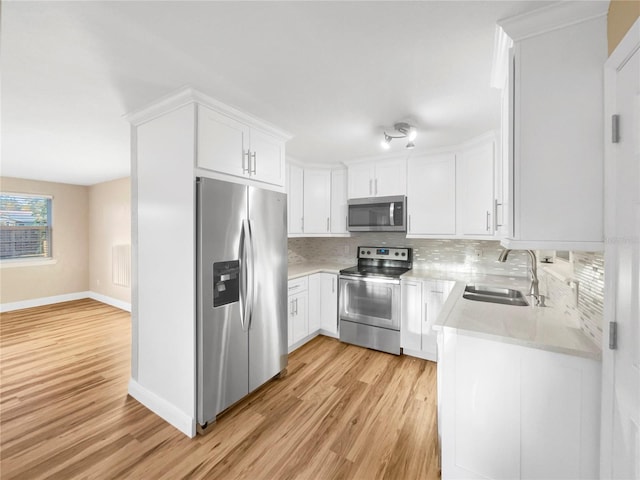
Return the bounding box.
[0,258,58,269]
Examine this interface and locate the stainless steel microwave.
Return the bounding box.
[347,195,407,232]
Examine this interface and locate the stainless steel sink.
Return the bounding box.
[463,284,529,306]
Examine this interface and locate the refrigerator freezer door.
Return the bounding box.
[197,178,249,425]
[247,187,288,392]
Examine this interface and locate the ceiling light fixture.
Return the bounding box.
[381,122,417,149]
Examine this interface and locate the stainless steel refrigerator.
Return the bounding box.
[196,177,287,427]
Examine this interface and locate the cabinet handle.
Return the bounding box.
[295,298,299,315]
[332,277,335,293]
[375,178,378,195]
[243,150,250,174]
[345,215,348,230]
[289,299,294,315]
[250,151,257,175]
[326,217,330,232]
[301,217,304,231]
[494,199,503,227]
[424,302,428,323]
[369,179,373,196]
[408,214,411,233]
[486,211,491,231]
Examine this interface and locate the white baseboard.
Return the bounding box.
[0,291,91,313]
[88,292,132,312]
[402,348,437,362]
[1,291,132,313]
[128,378,196,438]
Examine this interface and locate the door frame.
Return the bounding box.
[601,17,640,478]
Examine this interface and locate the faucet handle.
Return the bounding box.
[537,295,546,307]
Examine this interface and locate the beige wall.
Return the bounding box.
[89,177,131,303]
[0,177,89,303]
[608,0,640,55]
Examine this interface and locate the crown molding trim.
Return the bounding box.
[498,1,608,42]
[124,86,292,141]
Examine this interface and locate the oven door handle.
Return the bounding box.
[339,274,401,285]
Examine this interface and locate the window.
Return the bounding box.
[0,193,52,260]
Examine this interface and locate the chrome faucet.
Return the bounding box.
[498,249,543,305]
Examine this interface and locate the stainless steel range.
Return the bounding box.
[339,246,412,355]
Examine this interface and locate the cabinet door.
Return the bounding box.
[423,280,446,358]
[407,154,456,235]
[320,273,338,335]
[347,163,375,198]
[401,281,422,351]
[307,274,322,333]
[375,158,407,196]
[303,169,331,233]
[250,129,285,186]
[453,335,520,479]
[330,169,348,234]
[290,292,308,345]
[457,141,495,235]
[287,164,304,234]
[197,105,249,178]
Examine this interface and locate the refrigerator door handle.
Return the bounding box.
[245,218,256,330]
[240,219,252,331]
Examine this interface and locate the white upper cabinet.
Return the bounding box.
[457,139,495,236]
[303,169,331,234]
[498,4,606,250]
[287,163,304,235]
[286,164,350,237]
[347,158,406,198]
[407,153,456,235]
[348,163,375,198]
[197,107,249,179]
[330,169,349,234]
[249,128,286,186]
[197,103,289,187]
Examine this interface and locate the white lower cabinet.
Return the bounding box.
[287,277,308,350]
[309,273,339,337]
[439,331,601,480]
[401,278,454,361]
[288,273,339,352]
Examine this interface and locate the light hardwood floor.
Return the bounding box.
[1,299,440,479]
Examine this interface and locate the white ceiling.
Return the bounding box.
[2,0,554,186]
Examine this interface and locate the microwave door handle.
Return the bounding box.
[389,202,395,226]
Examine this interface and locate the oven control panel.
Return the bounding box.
[358,247,410,260]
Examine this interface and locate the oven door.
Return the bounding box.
[339,275,401,330]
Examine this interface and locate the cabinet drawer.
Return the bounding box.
[288,276,308,294]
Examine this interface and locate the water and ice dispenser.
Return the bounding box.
[213,260,240,307]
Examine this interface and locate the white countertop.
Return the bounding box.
[430,276,601,361]
[288,262,349,280]
[288,263,601,360]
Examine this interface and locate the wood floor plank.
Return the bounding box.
[0,300,441,479]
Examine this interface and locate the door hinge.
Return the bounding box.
[612,114,620,144]
[609,321,618,350]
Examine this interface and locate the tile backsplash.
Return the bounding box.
[289,235,605,349]
[289,235,529,277]
[540,252,604,347]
